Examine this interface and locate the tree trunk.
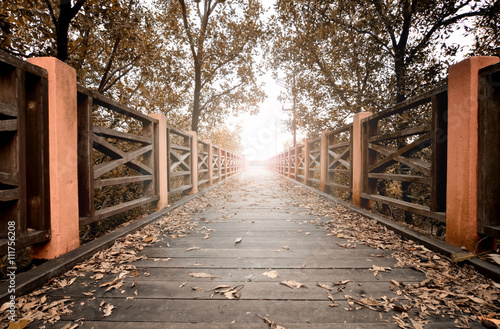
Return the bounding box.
[191,63,202,132]
[56,1,73,62]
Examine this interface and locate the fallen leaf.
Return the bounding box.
[189,272,218,279]
[143,235,154,243]
[8,319,29,329]
[263,270,279,279]
[105,280,123,292]
[192,286,202,291]
[206,285,231,292]
[317,282,333,291]
[235,237,242,244]
[280,280,307,289]
[480,316,500,328]
[451,251,475,262]
[333,280,351,285]
[370,253,385,258]
[256,314,287,329]
[186,246,201,252]
[102,303,115,317]
[485,253,500,265]
[327,291,339,307]
[179,281,187,288]
[369,265,391,277]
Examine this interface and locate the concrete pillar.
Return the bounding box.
[352,112,372,208]
[446,56,499,252]
[188,131,199,194]
[204,140,213,185]
[320,131,329,192]
[149,113,168,209]
[28,57,79,259]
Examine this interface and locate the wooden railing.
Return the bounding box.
[268,56,500,253]
[212,144,220,181]
[0,53,51,254]
[167,126,193,196]
[324,124,353,197]
[0,53,245,260]
[269,86,447,223]
[77,86,159,227]
[198,140,210,186]
[362,86,447,223]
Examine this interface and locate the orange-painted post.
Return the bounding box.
[149,113,168,209]
[320,131,329,192]
[204,139,213,185]
[288,148,293,178]
[188,131,199,194]
[446,56,499,252]
[352,112,373,208]
[28,57,80,259]
[217,146,222,182]
[304,139,311,185]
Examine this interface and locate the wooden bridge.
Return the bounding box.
[1,52,500,328]
[6,167,497,328]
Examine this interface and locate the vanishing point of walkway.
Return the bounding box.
[25,167,490,328]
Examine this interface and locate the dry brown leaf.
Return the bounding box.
[189,272,218,279]
[263,270,279,279]
[370,253,385,258]
[327,291,339,307]
[105,281,123,292]
[235,237,242,244]
[480,316,500,328]
[179,281,187,288]
[60,324,79,329]
[317,282,333,291]
[206,285,231,292]
[280,280,307,289]
[8,319,29,329]
[143,235,154,243]
[485,253,500,265]
[333,280,351,285]
[192,286,202,291]
[102,303,115,317]
[256,314,287,329]
[185,246,201,252]
[369,265,391,276]
[451,251,475,263]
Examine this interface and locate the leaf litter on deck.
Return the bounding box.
[281,177,500,328]
[0,188,223,328]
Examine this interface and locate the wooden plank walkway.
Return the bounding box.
[24,167,488,328]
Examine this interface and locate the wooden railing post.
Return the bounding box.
[352,112,372,208]
[446,56,499,252]
[204,140,213,185]
[320,131,329,192]
[217,146,222,182]
[149,113,168,209]
[188,131,199,194]
[28,57,80,259]
[304,139,311,185]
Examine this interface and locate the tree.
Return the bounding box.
[269,2,390,134]
[172,0,267,132]
[313,0,498,103]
